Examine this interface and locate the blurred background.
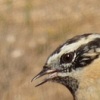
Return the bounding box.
[0,0,100,100]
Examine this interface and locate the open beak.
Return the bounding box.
[31,67,58,87]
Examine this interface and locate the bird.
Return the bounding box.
[31,33,100,100]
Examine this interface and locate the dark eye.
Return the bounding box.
[60,52,74,64]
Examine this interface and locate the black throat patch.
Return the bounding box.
[52,76,79,99]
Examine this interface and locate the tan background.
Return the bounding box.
[0,0,100,100]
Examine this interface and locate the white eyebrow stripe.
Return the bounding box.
[60,34,100,54]
[47,34,100,65]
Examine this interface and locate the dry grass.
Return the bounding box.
[0,0,100,100]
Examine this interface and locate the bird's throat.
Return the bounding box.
[52,76,79,99]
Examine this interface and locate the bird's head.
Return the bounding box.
[32,33,100,95]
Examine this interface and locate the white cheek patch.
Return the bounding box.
[62,63,72,69]
[57,68,83,80]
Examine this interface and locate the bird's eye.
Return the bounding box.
[60,52,74,64]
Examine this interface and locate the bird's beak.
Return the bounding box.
[31,67,58,87]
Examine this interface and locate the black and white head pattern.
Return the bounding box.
[33,33,100,98]
[43,33,100,96]
[46,33,100,73]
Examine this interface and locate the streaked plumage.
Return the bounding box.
[32,33,100,100]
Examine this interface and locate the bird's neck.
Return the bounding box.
[75,84,100,100]
[75,57,100,100]
[53,76,79,99]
